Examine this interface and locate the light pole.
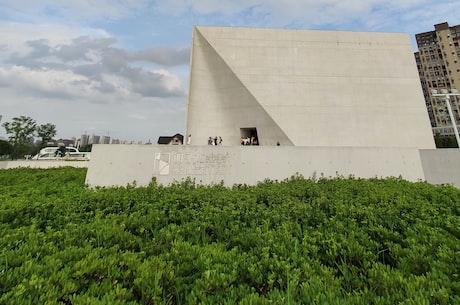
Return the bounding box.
[431,88,460,148]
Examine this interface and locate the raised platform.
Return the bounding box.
[83,144,460,188]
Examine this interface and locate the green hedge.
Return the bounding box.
[1,167,459,304]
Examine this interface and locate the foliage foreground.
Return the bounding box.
[1,168,460,305]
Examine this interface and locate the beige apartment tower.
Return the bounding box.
[415,22,460,136]
[186,26,435,149]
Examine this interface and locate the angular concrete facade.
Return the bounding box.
[186,26,435,148]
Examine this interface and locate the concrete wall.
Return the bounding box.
[85,144,427,188]
[186,26,435,149]
[420,149,460,186]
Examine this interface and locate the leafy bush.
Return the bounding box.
[1,168,459,304]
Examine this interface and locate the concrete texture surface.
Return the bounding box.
[186,26,435,149]
[85,144,430,188]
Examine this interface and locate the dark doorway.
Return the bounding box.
[240,127,259,145]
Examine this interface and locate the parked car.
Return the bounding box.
[31,146,90,160]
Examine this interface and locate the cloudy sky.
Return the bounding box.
[0,1,459,143]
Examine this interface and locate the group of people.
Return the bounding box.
[208,136,222,145]
[240,136,258,146]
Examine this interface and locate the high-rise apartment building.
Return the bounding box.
[415,22,460,136]
[100,135,111,144]
[77,134,90,148]
[89,135,100,145]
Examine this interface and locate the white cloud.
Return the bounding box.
[0,66,87,98]
[0,22,110,62]
[1,0,460,142]
[128,113,148,120]
[152,0,458,33]
[0,1,151,23]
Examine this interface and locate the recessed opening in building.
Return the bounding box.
[240,127,259,145]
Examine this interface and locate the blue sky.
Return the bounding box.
[0,0,459,143]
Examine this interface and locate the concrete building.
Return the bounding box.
[85,26,460,188]
[186,26,435,149]
[415,22,460,136]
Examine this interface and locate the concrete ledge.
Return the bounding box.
[0,160,89,169]
[5,146,459,188]
[420,149,460,187]
[85,144,426,187]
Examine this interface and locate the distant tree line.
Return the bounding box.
[1,115,58,159]
[434,133,459,148]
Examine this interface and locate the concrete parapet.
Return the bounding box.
[85,144,427,188]
[420,149,460,187]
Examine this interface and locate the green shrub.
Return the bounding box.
[1,169,459,304]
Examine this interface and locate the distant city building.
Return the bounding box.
[100,135,111,144]
[78,134,90,148]
[415,22,460,136]
[89,135,100,145]
[111,139,120,144]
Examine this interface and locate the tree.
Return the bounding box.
[0,139,12,157]
[2,116,37,159]
[434,133,458,148]
[79,144,92,152]
[36,123,57,147]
